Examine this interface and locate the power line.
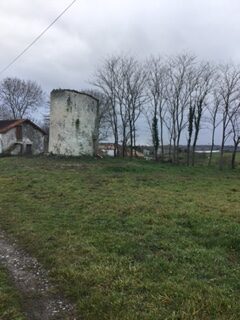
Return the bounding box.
[0,0,78,76]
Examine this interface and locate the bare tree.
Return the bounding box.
[115,57,129,157]
[93,55,146,158]
[122,57,147,157]
[186,65,200,166]
[191,63,215,166]
[146,56,167,160]
[0,77,44,119]
[165,54,196,163]
[207,91,222,166]
[230,107,240,169]
[217,65,240,169]
[93,56,120,156]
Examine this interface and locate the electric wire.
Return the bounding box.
[0,0,78,75]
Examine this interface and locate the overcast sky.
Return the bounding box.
[0,0,239,143]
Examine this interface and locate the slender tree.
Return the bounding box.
[146,56,167,159]
[152,115,159,160]
[208,91,222,166]
[217,64,240,169]
[230,106,240,169]
[165,54,196,163]
[191,63,215,165]
[93,56,120,156]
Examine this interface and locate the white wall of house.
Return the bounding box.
[0,124,45,155]
[22,123,45,155]
[1,128,16,153]
[49,90,98,156]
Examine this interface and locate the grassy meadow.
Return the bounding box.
[0,266,25,320]
[0,156,239,319]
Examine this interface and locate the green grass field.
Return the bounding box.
[0,156,239,319]
[0,266,25,320]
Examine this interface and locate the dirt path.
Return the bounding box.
[0,230,77,320]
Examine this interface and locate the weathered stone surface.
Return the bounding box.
[49,89,98,156]
[22,123,45,155]
[0,122,45,155]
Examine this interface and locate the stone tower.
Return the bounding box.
[49,89,98,156]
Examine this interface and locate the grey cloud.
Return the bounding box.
[0,0,239,143]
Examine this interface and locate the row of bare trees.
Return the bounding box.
[93,56,147,157]
[0,57,239,168]
[93,54,240,168]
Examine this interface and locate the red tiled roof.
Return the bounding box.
[0,119,46,135]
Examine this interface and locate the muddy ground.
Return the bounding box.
[0,230,77,320]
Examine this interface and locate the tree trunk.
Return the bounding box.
[192,126,200,167]
[159,117,164,161]
[122,125,126,158]
[176,134,181,164]
[114,129,118,157]
[208,126,216,166]
[130,121,133,158]
[186,137,192,166]
[172,138,176,164]
[133,125,137,158]
[231,140,239,169]
[219,125,226,170]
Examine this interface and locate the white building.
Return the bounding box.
[49,89,98,156]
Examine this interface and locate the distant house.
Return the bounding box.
[98,143,144,158]
[98,143,118,157]
[0,119,46,156]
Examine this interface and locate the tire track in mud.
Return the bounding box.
[0,230,77,320]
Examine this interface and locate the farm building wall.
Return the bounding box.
[22,123,45,155]
[0,124,45,155]
[0,128,17,154]
[48,90,98,156]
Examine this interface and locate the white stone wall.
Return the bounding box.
[0,125,45,155]
[22,123,45,155]
[49,90,98,156]
[1,128,16,153]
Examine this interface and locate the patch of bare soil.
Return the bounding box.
[0,230,77,320]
